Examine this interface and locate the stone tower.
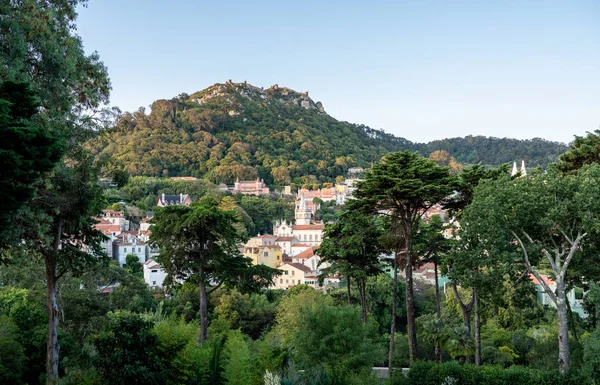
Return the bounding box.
[295,195,311,226]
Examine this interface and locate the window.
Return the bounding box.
[292,270,295,276]
[152,281,156,285]
[151,270,157,273]
[124,247,127,253]
[284,271,288,275]
[138,247,141,252]
[292,279,295,284]
[264,252,268,257]
[309,234,313,241]
[286,279,289,283]
[277,255,280,260]
[280,279,283,283]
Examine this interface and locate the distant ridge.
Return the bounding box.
[92,81,568,184]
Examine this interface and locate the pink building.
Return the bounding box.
[232,178,270,196]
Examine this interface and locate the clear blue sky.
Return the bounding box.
[76,0,599,144]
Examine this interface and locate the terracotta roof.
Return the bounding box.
[276,236,295,242]
[294,246,318,259]
[285,263,312,273]
[292,224,325,230]
[414,262,435,273]
[95,218,110,225]
[257,234,278,239]
[529,273,555,286]
[259,245,282,250]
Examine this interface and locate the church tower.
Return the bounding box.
[295,195,311,225]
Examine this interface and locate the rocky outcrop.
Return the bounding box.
[189,80,326,114]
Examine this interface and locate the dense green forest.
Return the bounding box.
[91,81,568,185]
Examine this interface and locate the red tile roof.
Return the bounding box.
[529,273,555,286]
[259,245,282,250]
[286,263,312,273]
[276,236,295,242]
[293,224,325,230]
[294,246,318,259]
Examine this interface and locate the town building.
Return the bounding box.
[274,236,299,256]
[232,178,270,196]
[156,193,193,207]
[273,195,325,246]
[112,233,147,267]
[143,259,167,288]
[101,209,130,231]
[297,187,336,202]
[243,244,283,268]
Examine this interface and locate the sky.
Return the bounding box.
[76,0,599,144]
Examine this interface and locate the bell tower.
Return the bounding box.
[295,195,311,225]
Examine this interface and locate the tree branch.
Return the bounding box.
[512,230,557,305]
[560,231,587,279]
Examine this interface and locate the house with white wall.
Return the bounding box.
[144,259,167,288]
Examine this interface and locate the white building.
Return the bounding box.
[102,209,130,231]
[273,195,324,246]
[274,236,299,256]
[144,259,167,288]
[112,233,147,267]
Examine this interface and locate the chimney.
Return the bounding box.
[180,193,183,202]
[162,193,165,203]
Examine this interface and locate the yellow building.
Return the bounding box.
[243,244,282,268]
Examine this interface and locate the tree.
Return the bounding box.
[557,129,600,174]
[221,330,252,385]
[461,164,600,372]
[317,201,384,324]
[291,302,385,385]
[443,163,509,364]
[1,2,112,383]
[94,312,162,385]
[0,82,63,245]
[413,214,452,362]
[24,154,108,384]
[151,196,278,343]
[355,151,457,368]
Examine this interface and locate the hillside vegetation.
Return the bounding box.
[92,81,568,184]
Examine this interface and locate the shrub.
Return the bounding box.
[397,361,591,385]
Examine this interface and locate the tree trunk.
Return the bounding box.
[405,225,418,365]
[388,252,399,374]
[46,219,62,385]
[434,260,441,319]
[452,285,473,333]
[452,284,474,363]
[46,257,59,385]
[434,259,442,363]
[474,291,481,366]
[556,280,571,372]
[359,278,368,325]
[347,276,352,305]
[199,268,208,345]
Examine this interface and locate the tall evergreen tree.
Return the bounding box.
[355,151,457,369]
[0,82,63,246]
[318,200,384,324]
[151,196,279,343]
[1,2,112,383]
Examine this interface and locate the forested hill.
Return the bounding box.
[92,81,568,184]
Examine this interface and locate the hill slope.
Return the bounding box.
[93,81,568,184]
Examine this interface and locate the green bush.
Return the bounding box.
[395,361,591,385]
[583,328,600,382]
